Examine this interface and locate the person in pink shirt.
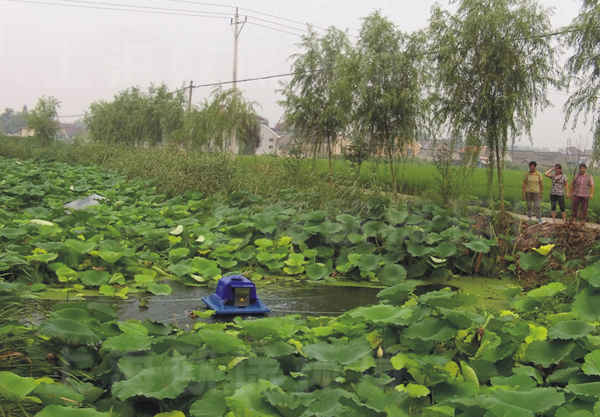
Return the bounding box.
[570,163,594,223]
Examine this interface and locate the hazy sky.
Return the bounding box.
[0,0,592,150]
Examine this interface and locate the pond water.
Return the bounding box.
[35,276,515,328]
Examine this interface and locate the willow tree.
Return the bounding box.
[27,96,61,145]
[279,26,352,184]
[429,0,562,212]
[564,0,600,160]
[352,12,426,198]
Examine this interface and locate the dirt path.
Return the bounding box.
[510,212,600,229]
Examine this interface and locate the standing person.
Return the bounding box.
[522,161,543,223]
[544,164,569,223]
[570,163,594,223]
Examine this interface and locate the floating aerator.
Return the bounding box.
[202,275,270,315]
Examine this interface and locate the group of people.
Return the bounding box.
[522,161,595,223]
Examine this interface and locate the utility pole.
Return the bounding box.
[231,8,246,90]
[230,8,246,154]
[187,80,193,112]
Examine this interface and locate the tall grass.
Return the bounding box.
[1,135,598,217]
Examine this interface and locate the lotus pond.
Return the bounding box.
[3,157,600,416]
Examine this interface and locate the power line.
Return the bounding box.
[239,6,328,32]
[162,0,234,9]
[1,0,231,18]
[246,21,303,37]
[53,0,232,16]
[245,15,312,34]
[192,72,296,89]
[57,114,86,118]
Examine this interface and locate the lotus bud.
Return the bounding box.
[377,346,384,358]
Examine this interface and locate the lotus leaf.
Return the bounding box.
[155,412,186,417]
[582,350,600,376]
[33,382,85,406]
[189,389,228,417]
[480,388,565,417]
[302,361,344,388]
[527,282,565,301]
[464,240,490,253]
[402,317,456,342]
[79,270,111,286]
[564,382,600,398]
[384,208,408,226]
[168,261,194,277]
[377,264,407,285]
[525,340,575,368]
[146,282,172,295]
[579,266,600,287]
[192,258,222,277]
[229,357,283,383]
[376,281,418,304]
[252,212,277,234]
[35,405,111,417]
[572,288,600,321]
[434,241,457,259]
[112,355,196,400]
[240,317,298,340]
[547,320,595,340]
[406,242,431,257]
[38,318,100,345]
[101,334,153,352]
[396,383,430,398]
[0,371,36,400]
[198,329,246,355]
[490,374,537,391]
[64,239,96,254]
[263,387,311,417]
[349,304,414,324]
[303,338,372,365]
[226,380,279,416]
[518,251,547,272]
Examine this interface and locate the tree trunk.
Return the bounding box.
[495,144,505,213]
[327,135,333,186]
[388,140,398,199]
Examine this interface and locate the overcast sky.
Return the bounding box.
[0,0,592,150]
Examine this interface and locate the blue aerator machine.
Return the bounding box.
[202,275,270,315]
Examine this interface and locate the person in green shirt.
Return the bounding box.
[522,161,543,223]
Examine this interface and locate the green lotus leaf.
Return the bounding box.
[33,382,85,406]
[396,383,430,398]
[263,387,310,417]
[168,261,194,277]
[117,322,148,336]
[189,389,228,417]
[306,263,329,281]
[579,266,600,288]
[303,338,372,365]
[141,281,170,295]
[572,288,600,321]
[402,317,456,342]
[155,412,186,417]
[564,382,600,398]
[241,317,299,340]
[252,212,277,234]
[406,242,431,257]
[35,405,111,417]
[192,362,226,382]
[197,329,246,355]
[302,361,344,388]
[0,371,36,400]
[169,247,190,261]
[102,334,154,353]
[304,210,327,222]
[464,240,491,253]
[432,381,480,403]
[0,227,27,239]
[419,289,477,309]
[547,320,595,340]
[527,282,565,301]
[98,251,124,263]
[344,355,376,372]
[518,251,547,272]
[112,356,195,400]
[229,357,283,382]
[582,350,600,376]
[192,258,222,277]
[99,285,116,296]
[490,374,537,391]
[357,254,382,274]
[262,341,297,357]
[336,214,362,232]
[377,281,418,304]
[38,318,100,345]
[26,206,53,218]
[50,308,98,326]
[79,270,111,287]
[117,353,173,379]
[525,340,575,368]
[437,308,486,329]
[64,239,96,255]
[384,208,408,226]
[434,241,457,259]
[406,215,424,225]
[481,388,565,417]
[386,228,409,246]
[226,380,279,416]
[30,252,58,263]
[546,367,580,384]
[377,264,407,285]
[350,304,414,324]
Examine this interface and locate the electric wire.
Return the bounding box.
[239,6,328,32]
[244,15,312,34]
[1,0,231,18]
[162,0,234,9]
[246,21,303,37]
[53,0,232,16]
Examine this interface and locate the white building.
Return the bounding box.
[255,124,281,155]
